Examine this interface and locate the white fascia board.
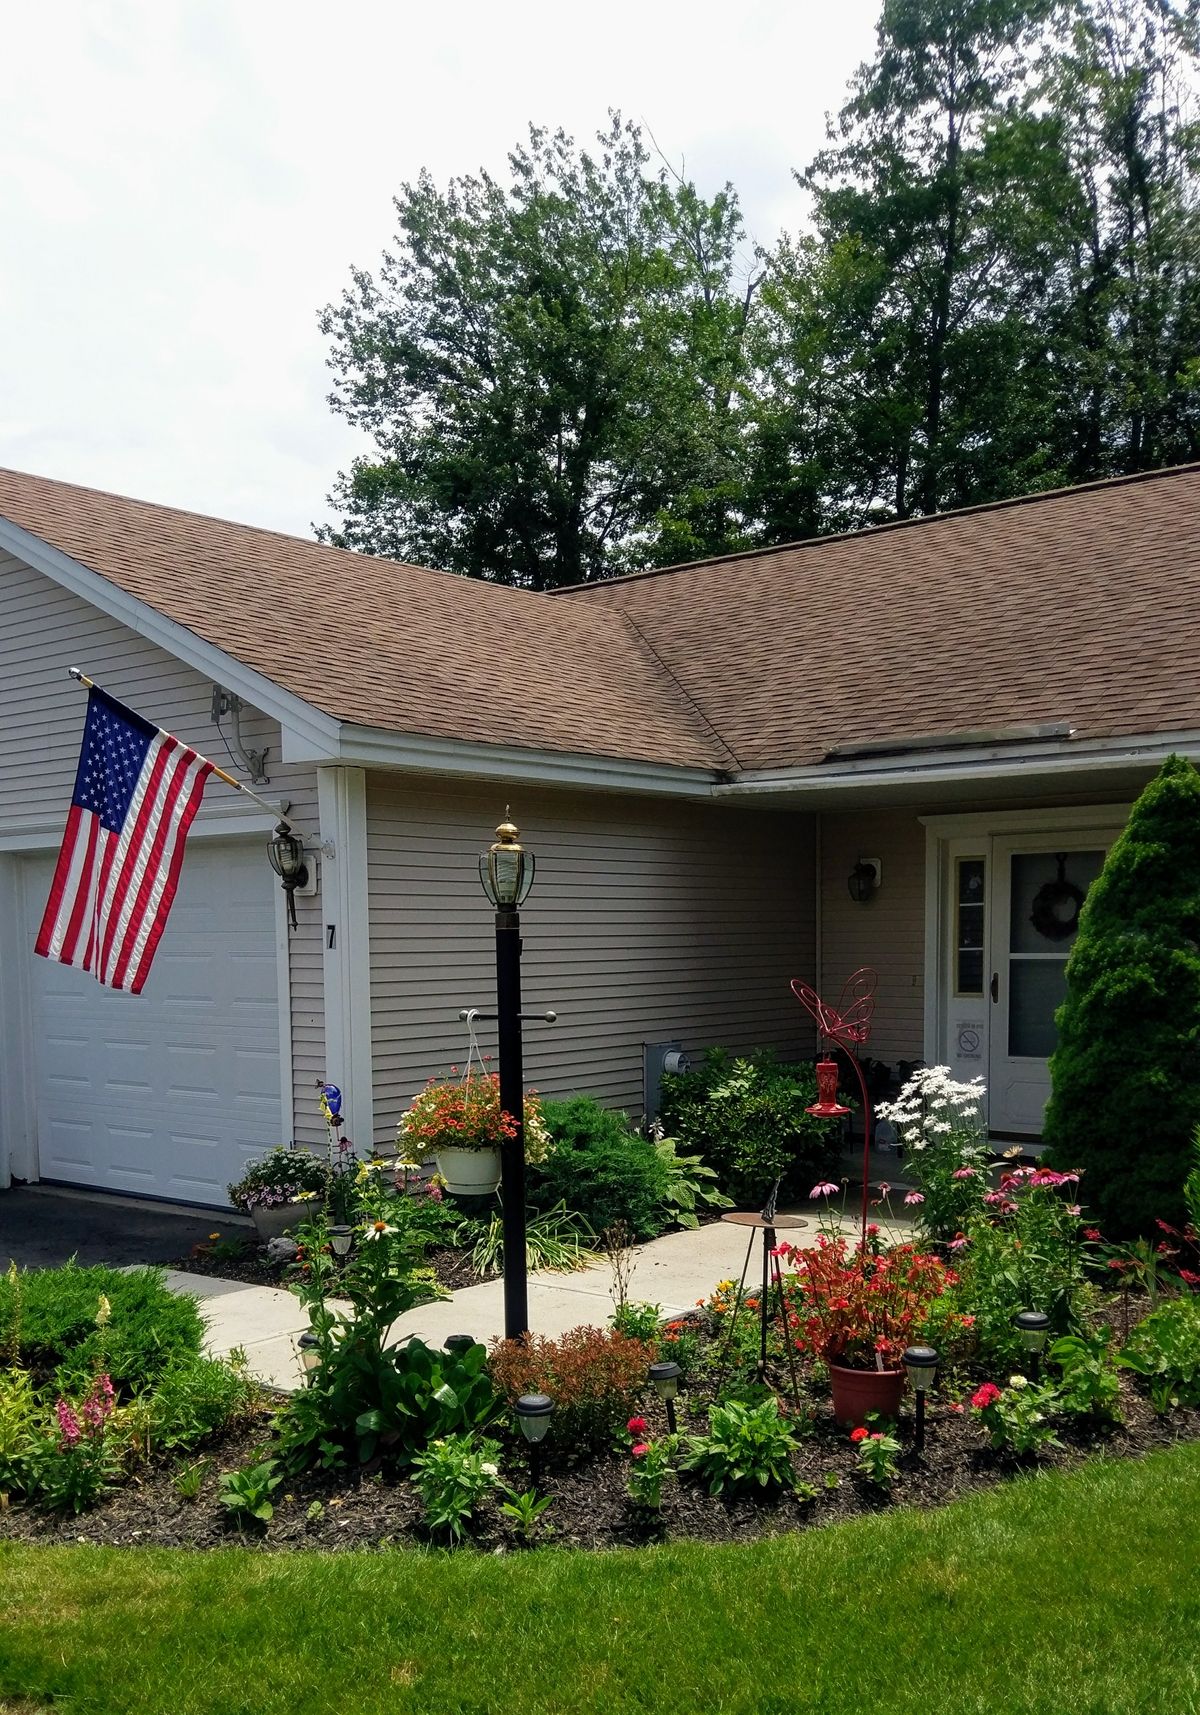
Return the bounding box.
[0,518,343,758]
[717,731,1200,801]
[298,720,723,798]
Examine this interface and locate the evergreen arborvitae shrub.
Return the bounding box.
[1043,755,1200,1237]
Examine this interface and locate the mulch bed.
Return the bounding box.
[1,1365,1195,1555]
[172,1238,496,1294]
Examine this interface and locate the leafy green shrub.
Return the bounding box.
[276,1334,499,1472]
[659,1050,840,1202]
[1119,1296,1200,1409]
[651,1135,732,1228]
[680,1398,801,1494]
[0,1263,205,1394]
[1043,756,1200,1236]
[489,1326,654,1448]
[145,1352,261,1453]
[531,1097,671,1240]
[1049,1331,1122,1421]
[410,1433,502,1541]
[0,1368,40,1498]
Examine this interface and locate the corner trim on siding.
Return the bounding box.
[922,824,943,1069]
[0,520,343,759]
[317,767,374,1149]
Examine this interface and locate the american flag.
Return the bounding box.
[35,687,214,994]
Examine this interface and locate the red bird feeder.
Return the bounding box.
[791,968,878,1248]
[808,1058,850,1118]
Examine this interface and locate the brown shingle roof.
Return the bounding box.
[2,463,1197,777]
[558,465,1200,770]
[0,469,732,773]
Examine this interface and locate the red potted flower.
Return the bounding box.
[776,1233,964,1426]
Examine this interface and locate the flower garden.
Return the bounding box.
[2,1054,1200,1554]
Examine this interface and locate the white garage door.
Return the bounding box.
[23,837,282,1206]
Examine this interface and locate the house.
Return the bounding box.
[0,464,1195,1207]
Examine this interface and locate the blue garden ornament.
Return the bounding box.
[321,1083,342,1120]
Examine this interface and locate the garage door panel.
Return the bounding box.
[23,840,282,1206]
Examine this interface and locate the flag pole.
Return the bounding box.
[67,667,293,828]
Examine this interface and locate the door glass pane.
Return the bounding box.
[1009,960,1069,1058]
[1010,851,1104,954]
[955,858,985,995]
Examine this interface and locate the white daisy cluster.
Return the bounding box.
[876,1065,987,1156]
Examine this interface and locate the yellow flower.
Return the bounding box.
[95,1295,112,1327]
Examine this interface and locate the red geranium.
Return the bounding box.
[971,1382,1002,1411]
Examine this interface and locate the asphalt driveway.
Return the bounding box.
[0,1184,246,1270]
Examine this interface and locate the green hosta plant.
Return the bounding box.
[652,1134,733,1229]
[680,1398,800,1495]
[218,1459,282,1523]
[410,1433,502,1542]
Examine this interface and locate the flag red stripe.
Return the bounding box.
[97,737,177,981]
[58,813,100,966]
[34,803,84,958]
[81,832,121,975]
[109,748,200,990]
[127,763,213,994]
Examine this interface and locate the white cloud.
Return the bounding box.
[1,0,879,537]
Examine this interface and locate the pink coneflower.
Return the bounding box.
[903,1190,925,1206]
[809,1182,839,1199]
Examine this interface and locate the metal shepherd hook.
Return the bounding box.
[791,968,878,1250]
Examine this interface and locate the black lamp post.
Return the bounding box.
[902,1345,939,1452]
[1014,1310,1051,1381]
[479,811,536,1342]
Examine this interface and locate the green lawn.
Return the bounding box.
[2,1445,1198,1715]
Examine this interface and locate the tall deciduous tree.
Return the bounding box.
[318,116,758,587]
[752,0,1071,535]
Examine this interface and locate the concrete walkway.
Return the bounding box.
[172,1200,913,1392]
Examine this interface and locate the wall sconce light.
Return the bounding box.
[848,858,881,904]
[267,821,309,929]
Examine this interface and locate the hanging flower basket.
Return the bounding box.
[396,1070,550,1200]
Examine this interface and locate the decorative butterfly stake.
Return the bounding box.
[791,968,879,1249]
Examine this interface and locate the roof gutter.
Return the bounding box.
[316,722,723,797]
[715,730,1200,800]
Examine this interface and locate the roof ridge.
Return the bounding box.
[552,461,1200,594]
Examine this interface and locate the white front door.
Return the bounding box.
[22,838,282,1205]
[986,837,1108,1134]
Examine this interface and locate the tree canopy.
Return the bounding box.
[319,0,1200,584]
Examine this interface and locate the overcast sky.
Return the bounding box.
[3,0,880,539]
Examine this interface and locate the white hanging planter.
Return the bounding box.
[434,1145,502,1196]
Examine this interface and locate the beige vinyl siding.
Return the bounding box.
[819,808,926,1067]
[366,775,815,1142]
[0,551,325,1147]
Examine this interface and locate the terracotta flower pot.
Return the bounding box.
[828,1362,907,1428]
[434,1144,502,1196]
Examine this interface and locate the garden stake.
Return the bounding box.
[714,1182,806,1404]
